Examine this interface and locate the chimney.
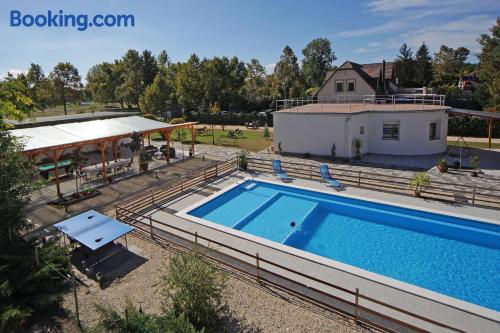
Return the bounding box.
[382,60,386,93]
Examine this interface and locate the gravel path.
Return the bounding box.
[63,234,367,333]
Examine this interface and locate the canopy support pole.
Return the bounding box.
[96,142,109,181]
[488,117,493,149]
[164,129,172,164]
[46,149,64,198]
[190,125,196,156]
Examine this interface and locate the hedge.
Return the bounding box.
[448,115,500,138]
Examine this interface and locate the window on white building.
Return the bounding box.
[429,121,440,140]
[347,80,356,92]
[383,122,400,140]
[335,80,343,92]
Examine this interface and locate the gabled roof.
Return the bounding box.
[316,61,395,96]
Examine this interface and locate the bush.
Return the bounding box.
[92,300,201,333]
[185,112,272,127]
[410,172,431,196]
[170,117,186,125]
[0,240,70,331]
[162,250,227,333]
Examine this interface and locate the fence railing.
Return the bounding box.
[120,158,238,214]
[246,157,500,209]
[115,205,467,333]
[275,94,446,110]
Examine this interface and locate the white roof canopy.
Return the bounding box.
[10,116,192,153]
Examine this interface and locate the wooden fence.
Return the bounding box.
[246,157,500,209]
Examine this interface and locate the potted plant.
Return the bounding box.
[470,155,480,177]
[410,172,431,197]
[238,150,248,170]
[139,151,152,172]
[436,158,448,173]
[352,138,362,160]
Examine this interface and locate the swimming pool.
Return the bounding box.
[186,180,500,311]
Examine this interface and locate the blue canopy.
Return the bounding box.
[54,210,134,251]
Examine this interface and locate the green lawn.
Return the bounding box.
[152,128,273,152]
[447,141,500,149]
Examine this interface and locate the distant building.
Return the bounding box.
[458,72,480,91]
[315,60,397,99]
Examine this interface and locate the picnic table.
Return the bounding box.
[81,159,131,179]
[38,159,72,171]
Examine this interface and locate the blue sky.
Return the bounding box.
[1,0,498,79]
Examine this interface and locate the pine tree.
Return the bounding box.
[414,43,433,87]
[394,43,415,87]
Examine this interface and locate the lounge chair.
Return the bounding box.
[319,164,344,190]
[272,160,292,182]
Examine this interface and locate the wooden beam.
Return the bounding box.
[190,125,196,156]
[96,142,109,181]
[46,149,64,197]
[148,133,151,146]
[488,117,493,149]
[163,129,172,163]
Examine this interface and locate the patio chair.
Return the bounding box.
[272,160,292,182]
[319,164,344,191]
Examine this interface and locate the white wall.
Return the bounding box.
[273,110,448,157]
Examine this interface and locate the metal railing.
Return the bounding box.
[275,94,446,110]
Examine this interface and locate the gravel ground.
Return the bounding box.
[63,234,367,333]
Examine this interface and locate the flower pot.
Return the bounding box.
[437,165,448,173]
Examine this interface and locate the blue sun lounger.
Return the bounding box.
[319,164,344,190]
[272,160,292,182]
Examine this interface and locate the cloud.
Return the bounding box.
[335,20,403,37]
[1,69,25,79]
[265,63,276,74]
[366,0,431,13]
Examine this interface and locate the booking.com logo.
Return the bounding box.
[10,10,135,31]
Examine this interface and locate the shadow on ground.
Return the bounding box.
[71,242,147,289]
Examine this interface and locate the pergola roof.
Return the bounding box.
[10,116,195,153]
[448,108,500,120]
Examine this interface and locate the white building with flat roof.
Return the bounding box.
[273,98,449,158]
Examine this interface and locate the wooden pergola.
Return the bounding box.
[448,108,500,148]
[12,118,197,197]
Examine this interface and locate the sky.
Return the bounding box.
[0,0,498,80]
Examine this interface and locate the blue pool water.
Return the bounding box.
[188,181,500,311]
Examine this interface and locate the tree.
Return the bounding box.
[476,18,500,110]
[176,54,204,110]
[157,50,171,70]
[49,62,82,115]
[432,45,470,86]
[301,38,336,88]
[263,123,270,140]
[116,50,144,108]
[208,102,221,144]
[0,79,33,129]
[274,46,304,98]
[139,70,175,118]
[414,43,433,87]
[86,62,119,105]
[394,43,415,87]
[141,49,159,87]
[242,59,273,111]
[26,63,52,110]
[162,250,227,333]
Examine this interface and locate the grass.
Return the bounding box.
[151,128,273,152]
[447,141,500,149]
[31,103,134,117]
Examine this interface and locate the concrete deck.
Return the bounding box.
[127,172,500,333]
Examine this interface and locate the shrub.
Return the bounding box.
[170,117,186,125]
[410,172,431,196]
[162,250,227,333]
[352,138,362,160]
[330,143,336,160]
[142,113,157,120]
[238,150,248,170]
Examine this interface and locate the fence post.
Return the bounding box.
[149,217,153,238]
[358,170,361,186]
[310,165,313,179]
[195,231,198,245]
[115,205,118,220]
[180,176,184,192]
[216,164,219,177]
[151,190,155,206]
[204,169,207,181]
[472,185,476,205]
[354,288,359,325]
